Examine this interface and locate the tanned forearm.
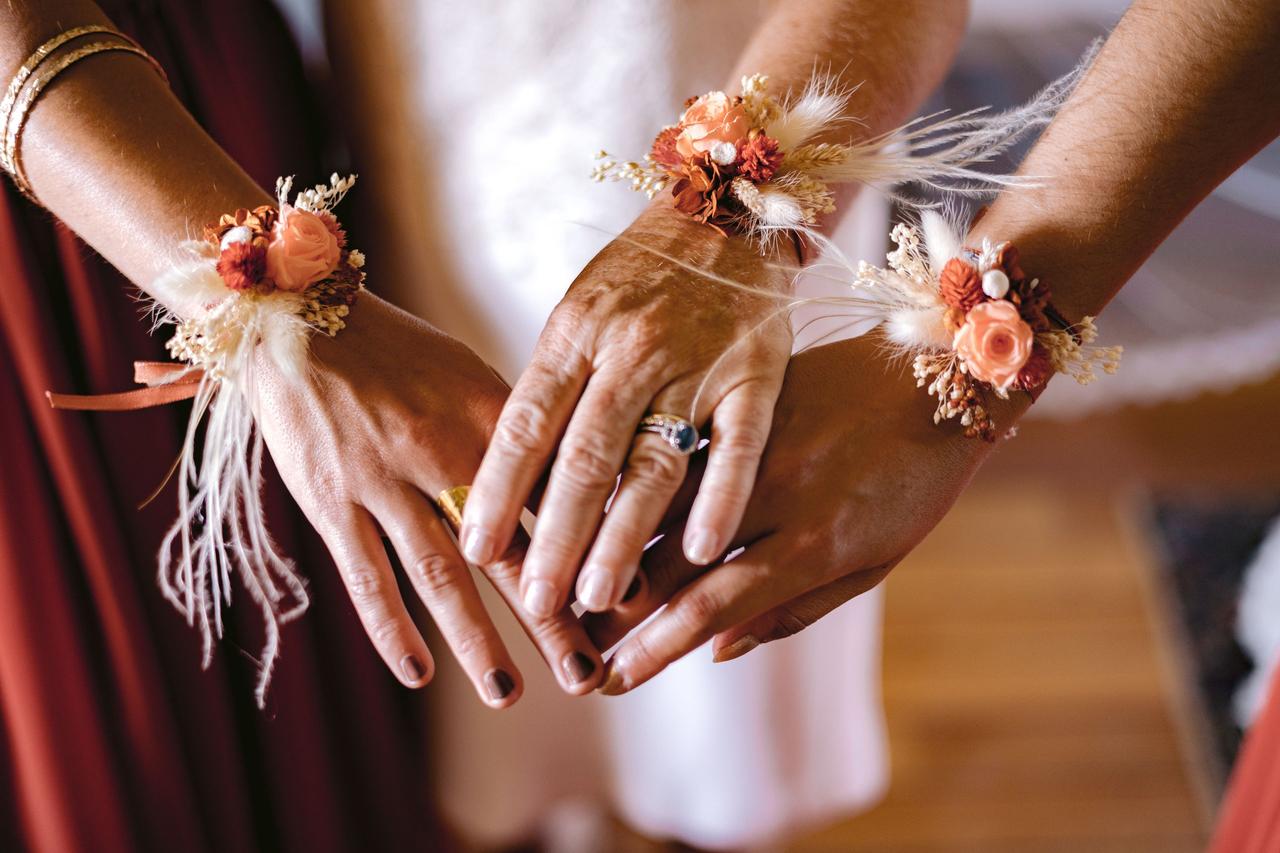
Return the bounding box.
[975,0,1280,324]
[727,0,970,230]
[0,1,271,293]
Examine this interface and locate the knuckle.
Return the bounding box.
[556,440,619,492]
[771,609,809,641]
[669,587,721,633]
[483,554,523,586]
[408,552,460,598]
[494,402,552,456]
[627,445,684,487]
[713,426,767,461]
[447,626,493,661]
[346,565,389,604]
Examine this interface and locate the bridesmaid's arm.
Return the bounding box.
[0,0,609,705]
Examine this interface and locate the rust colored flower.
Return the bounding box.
[216,240,268,291]
[649,125,683,170]
[995,243,1025,282]
[669,156,721,223]
[939,257,983,312]
[1016,344,1054,391]
[205,204,278,246]
[737,131,783,183]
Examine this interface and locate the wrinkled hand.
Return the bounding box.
[461,203,796,620]
[585,335,1027,693]
[255,294,604,706]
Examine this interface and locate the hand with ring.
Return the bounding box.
[460,201,796,618]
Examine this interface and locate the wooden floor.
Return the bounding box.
[792,377,1280,853]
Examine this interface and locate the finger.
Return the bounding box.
[575,391,696,613]
[581,521,705,652]
[681,379,780,565]
[597,535,807,695]
[518,367,655,619]
[710,563,895,664]
[462,344,589,566]
[317,505,434,688]
[479,525,605,694]
[374,488,522,709]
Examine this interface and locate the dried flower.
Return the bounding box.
[649,126,682,169]
[953,300,1034,393]
[939,258,983,312]
[216,240,268,291]
[737,131,784,182]
[675,91,750,159]
[1015,344,1054,391]
[266,205,341,292]
[670,156,722,223]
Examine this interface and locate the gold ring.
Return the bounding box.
[435,485,470,535]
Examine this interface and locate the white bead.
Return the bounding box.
[982,268,1010,299]
[219,226,253,250]
[710,141,737,166]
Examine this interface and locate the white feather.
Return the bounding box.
[259,295,310,381]
[766,74,853,151]
[885,305,952,351]
[755,186,807,230]
[152,262,227,319]
[920,210,963,274]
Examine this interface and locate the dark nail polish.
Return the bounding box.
[562,651,597,685]
[622,574,643,603]
[484,668,516,702]
[401,654,426,683]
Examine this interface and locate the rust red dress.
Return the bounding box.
[0,3,447,850]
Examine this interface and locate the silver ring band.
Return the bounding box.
[637,413,700,456]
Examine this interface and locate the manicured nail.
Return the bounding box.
[484,668,516,703]
[522,579,558,618]
[597,660,627,695]
[577,569,614,611]
[462,527,494,564]
[400,654,427,683]
[562,651,597,686]
[621,574,643,603]
[712,634,760,664]
[685,529,720,565]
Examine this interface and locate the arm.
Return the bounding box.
[461,0,971,620]
[587,0,1280,691]
[4,1,607,704]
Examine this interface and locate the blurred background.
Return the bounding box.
[272,1,1279,850]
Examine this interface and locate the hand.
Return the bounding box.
[460,202,796,620]
[254,294,605,706]
[585,335,1026,693]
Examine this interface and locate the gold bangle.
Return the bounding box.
[6,40,167,202]
[0,24,122,175]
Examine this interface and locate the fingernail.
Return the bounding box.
[562,651,597,686]
[621,573,643,603]
[522,579,558,618]
[400,654,427,683]
[685,529,720,565]
[577,569,614,611]
[712,634,760,664]
[462,527,494,564]
[597,660,628,695]
[484,668,516,703]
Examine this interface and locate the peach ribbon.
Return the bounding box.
[46,362,204,411]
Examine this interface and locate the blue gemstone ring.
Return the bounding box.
[637,413,700,456]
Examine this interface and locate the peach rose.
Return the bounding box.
[266,205,341,292]
[953,300,1034,393]
[675,91,750,159]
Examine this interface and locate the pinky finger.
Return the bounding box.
[710,563,896,664]
[681,381,778,566]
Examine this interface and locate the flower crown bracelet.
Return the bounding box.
[47,173,365,706]
[855,213,1122,440]
[591,64,1090,250]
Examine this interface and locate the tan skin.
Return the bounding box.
[461,0,970,618]
[7,0,968,706]
[587,0,1280,695]
[5,0,607,707]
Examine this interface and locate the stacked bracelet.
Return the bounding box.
[0,25,166,202]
